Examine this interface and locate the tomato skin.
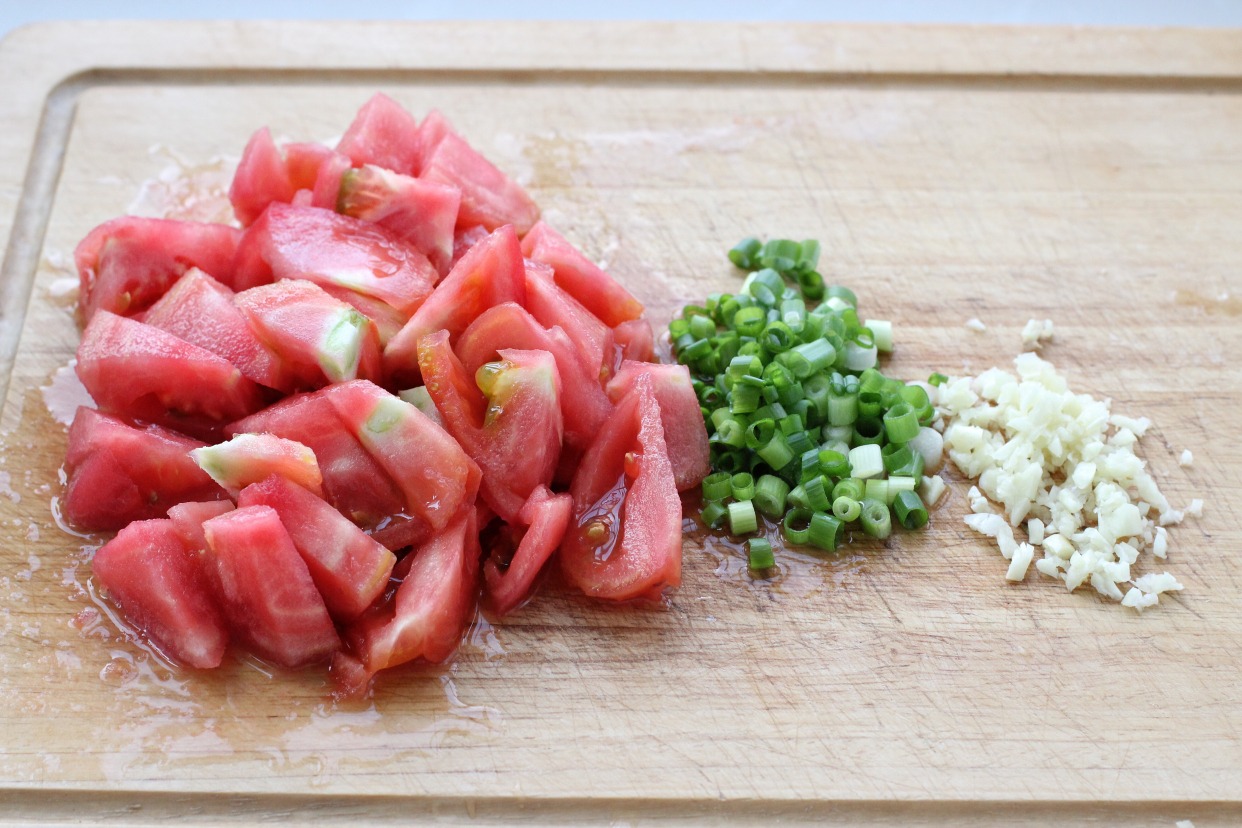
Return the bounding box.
[382,224,525,386]
[560,373,682,602]
[344,505,480,675]
[606,361,711,492]
[520,221,644,327]
[418,331,562,524]
[482,485,572,617]
[202,505,341,668]
[93,518,231,669]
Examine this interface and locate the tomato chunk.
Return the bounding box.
[418,331,562,523]
[520,221,644,327]
[238,475,396,622]
[92,519,229,669]
[606,361,711,492]
[202,505,341,668]
[483,485,572,617]
[383,224,525,385]
[62,407,226,532]
[335,93,421,175]
[326,380,481,533]
[454,302,612,452]
[338,165,460,276]
[74,216,241,322]
[344,506,480,675]
[76,311,265,439]
[560,373,681,602]
[229,127,296,227]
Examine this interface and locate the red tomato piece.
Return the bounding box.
[613,318,655,363]
[482,485,572,617]
[451,224,489,268]
[455,302,613,452]
[76,311,265,439]
[335,93,421,175]
[240,202,438,316]
[520,221,645,327]
[383,224,525,385]
[606,361,711,492]
[238,475,396,622]
[283,141,335,191]
[227,388,406,529]
[326,380,481,533]
[338,165,460,276]
[310,151,353,211]
[343,505,480,676]
[524,260,617,383]
[143,268,295,392]
[62,407,226,532]
[418,331,562,523]
[316,282,407,347]
[235,279,383,387]
[74,216,242,322]
[418,112,539,234]
[202,505,341,668]
[229,127,296,227]
[560,373,682,602]
[92,518,230,669]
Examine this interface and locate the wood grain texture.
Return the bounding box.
[0,21,1240,826]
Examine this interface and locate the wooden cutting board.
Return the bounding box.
[1,21,1240,826]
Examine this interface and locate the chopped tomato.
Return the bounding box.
[418,330,562,523]
[229,127,296,227]
[520,221,644,327]
[343,505,480,677]
[383,224,526,385]
[560,373,681,602]
[483,485,572,617]
[606,361,711,491]
[335,92,421,175]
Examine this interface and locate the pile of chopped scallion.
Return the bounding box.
[672,236,939,574]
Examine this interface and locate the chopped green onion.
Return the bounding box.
[832,478,865,502]
[864,478,890,504]
[701,500,728,528]
[760,239,801,272]
[748,538,776,572]
[824,285,858,308]
[787,484,809,510]
[817,448,850,479]
[866,319,893,353]
[860,498,892,539]
[797,239,821,273]
[712,417,746,448]
[803,476,832,511]
[782,508,813,544]
[783,339,836,378]
[728,500,758,535]
[808,512,844,551]
[728,237,762,269]
[730,383,761,415]
[893,490,929,529]
[882,402,920,444]
[852,417,885,447]
[928,372,948,386]
[756,430,795,470]
[848,444,884,480]
[754,474,790,518]
[702,471,732,501]
[785,430,815,456]
[731,472,756,501]
[833,496,862,522]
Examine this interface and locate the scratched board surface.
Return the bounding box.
[0,22,1239,826]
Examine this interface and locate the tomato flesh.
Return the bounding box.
[202,505,341,668]
[606,361,711,492]
[483,485,572,617]
[92,519,230,669]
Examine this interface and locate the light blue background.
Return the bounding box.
[2,0,1241,42]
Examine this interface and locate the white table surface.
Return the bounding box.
[2,0,1241,43]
